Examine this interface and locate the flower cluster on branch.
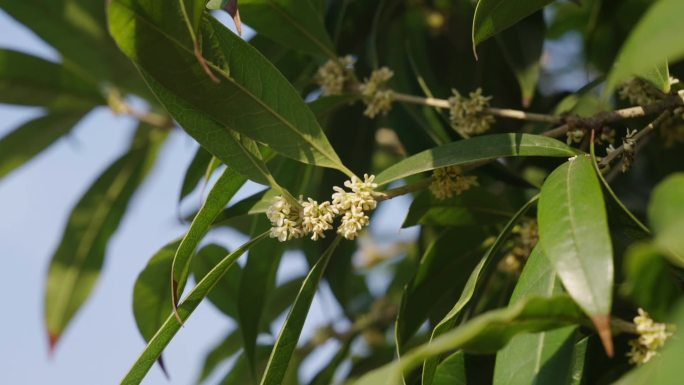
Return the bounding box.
[626,308,674,365]
[266,174,382,242]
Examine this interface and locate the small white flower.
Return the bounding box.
[332,174,380,240]
[301,198,336,241]
[566,128,585,145]
[266,195,304,242]
[617,78,661,106]
[626,308,674,365]
[448,88,495,135]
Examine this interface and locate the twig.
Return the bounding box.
[598,111,671,168]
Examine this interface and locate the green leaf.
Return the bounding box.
[172,167,247,308]
[612,302,684,385]
[108,1,352,176]
[472,0,554,50]
[648,173,684,267]
[259,236,342,385]
[353,296,585,385]
[0,110,89,180]
[133,240,181,342]
[375,134,577,186]
[432,351,466,385]
[0,0,148,96]
[121,233,268,385]
[538,155,614,354]
[238,222,285,376]
[495,13,544,107]
[139,73,278,187]
[179,146,213,204]
[605,0,684,95]
[0,49,103,109]
[493,246,582,385]
[639,62,671,93]
[208,0,336,58]
[422,195,539,385]
[403,189,512,228]
[191,244,242,318]
[45,124,163,349]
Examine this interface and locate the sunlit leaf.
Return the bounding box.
[375,134,577,186]
[648,173,684,267]
[538,155,614,355]
[108,1,352,175]
[472,0,554,51]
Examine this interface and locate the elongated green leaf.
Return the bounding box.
[0,49,102,109]
[172,167,247,307]
[422,195,538,385]
[0,110,89,180]
[208,0,336,58]
[133,241,181,341]
[612,302,684,385]
[403,189,512,228]
[605,0,684,94]
[0,0,148,96]
[354,296,585,385]
[648,173,684,267]
[396,227,488,348]
[472,0,554,48]
[121,233,268,385]
[493,246,581,385]
[108,1,352,175]
[140,73,277,187]
[538,155,614,354]
[432,351,466,385]
[239,219,285,376]
[191,244,242,318]
[259,236,342,385]
[375,134,577,186]
[45,124,163,349]
[639,62,671,93]
[179,146,213,204]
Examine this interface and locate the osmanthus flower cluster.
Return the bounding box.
[448,88,495,135]
[626,308,674,365]
[359,67,395,118]
[429,165,479,199]
[266,174,382,242]
[314,55,356,96]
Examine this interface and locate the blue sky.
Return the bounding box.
[0,8,419,385]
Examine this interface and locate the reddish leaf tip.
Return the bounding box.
[592,315,614,357]
[47,332,59,355]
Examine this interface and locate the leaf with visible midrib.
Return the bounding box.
[259,236,342,385]
[108,0,352,176]
[120,233,268,385]
[45,124,163,349]
[171,167,246,307]
[538,155,614,355]
[0,110,90,180]
[375,134,577,186]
